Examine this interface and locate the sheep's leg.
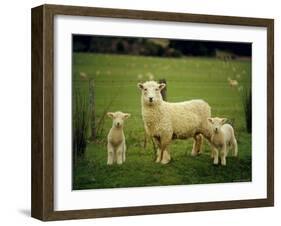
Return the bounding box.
[191,139,197,156]
[160,138,172,165]
[210,144,216,159]
[197,134,203,154]
[155,134,171,164]
[153,136,161,163]
[107,143,114,165]
[160,147,170,164]
[220,144,227,166]
[116,145,123,165]
[153,135,171,164]
[161,148,171,164]
[213,148,219,165]
[155,149,161,163]
[191,134,203,156]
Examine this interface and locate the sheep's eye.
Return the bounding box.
[155,88,159,91]
[144,88,147,91]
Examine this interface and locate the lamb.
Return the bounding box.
[107,111,130,165]
[138,81,212,164]
[208,117,238,166]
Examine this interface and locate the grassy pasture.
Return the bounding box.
[72,53,252,190]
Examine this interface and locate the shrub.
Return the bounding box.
[73,88,89,165]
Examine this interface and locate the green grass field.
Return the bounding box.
[72,53,252,190]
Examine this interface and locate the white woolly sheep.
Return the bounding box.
[107,111,130,165]
[138,81,212,164]
[228,77,239,87]
[208,117,238,166]
[79,72,88,80]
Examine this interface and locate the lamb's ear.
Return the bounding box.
[123,113,131,119]
[208,118,213,123]
[159,83,166,90]
[107,112,114,118]
[221,118,227,124]
[138,83,144,90]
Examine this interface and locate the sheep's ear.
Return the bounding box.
[138,83,144,90]
[221,118,227,124]
[107,112,114,118]
[159,83,166,90]
[123,113,131,119]
[208,118,213,123]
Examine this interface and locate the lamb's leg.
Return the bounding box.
[213,147,219,165]
[107,143,114,165]
[116,145,123,165]
[220,144,227,166]
[123,142,126,162]
[191,134,203,156]
[232,137,238,157]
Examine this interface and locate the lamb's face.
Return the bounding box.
[138,81,166,106]
[208,117,227,134]
[107,111,130,128]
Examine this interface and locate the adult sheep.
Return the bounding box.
[138,81,212,164]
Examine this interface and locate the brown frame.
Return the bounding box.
[31,4,274,221]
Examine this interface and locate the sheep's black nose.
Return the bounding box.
[149,97,153,102]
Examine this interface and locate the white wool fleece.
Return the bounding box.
[138,81,212,164]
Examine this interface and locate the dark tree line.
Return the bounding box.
[73,35,251,57]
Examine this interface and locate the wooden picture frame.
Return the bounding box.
[31,4,274,221]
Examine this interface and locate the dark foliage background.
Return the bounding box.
[73,35,251,57]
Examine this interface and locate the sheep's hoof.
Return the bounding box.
[160,159,170,165]
[191,151,198,157]
[155,158,161,163]
[213,160,219,165]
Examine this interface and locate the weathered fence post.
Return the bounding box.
[159,79,167,101]
[88,79,96,140]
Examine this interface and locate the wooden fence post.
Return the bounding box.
[159,79,167,101]
[88,79,96,140]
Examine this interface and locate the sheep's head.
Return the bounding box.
[107,111,130,128]
[208,117,227,134]
[138,81,166,106]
